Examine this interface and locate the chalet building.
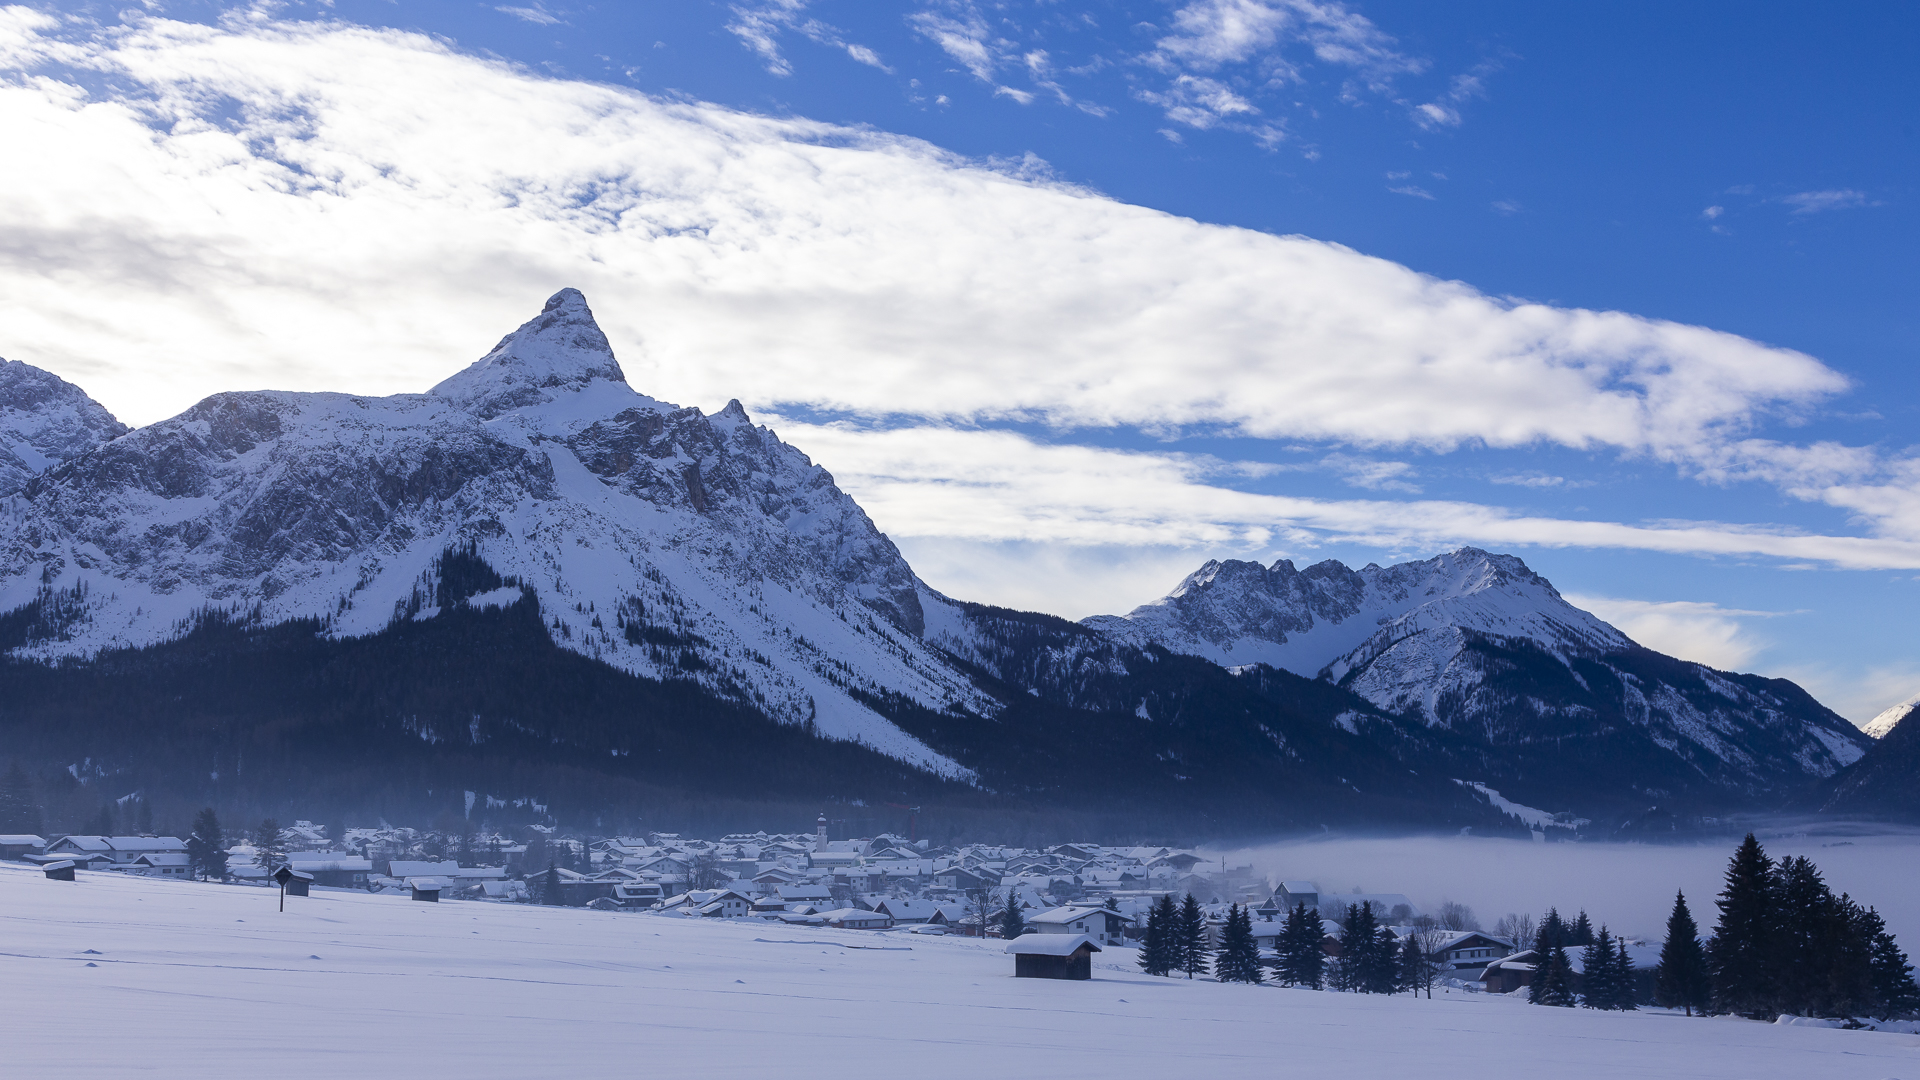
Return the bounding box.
[872,898,946,925]
[1273,881,1320,912]
[125,853,192,877]
[44,835,188,870]
[287,852,374,888]
[0,834,46,859]
[1007,934,1101,980]
[1027,905,1130,947]
[817,907,893,930]
[1429,932,1516,974]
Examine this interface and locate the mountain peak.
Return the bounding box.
[431,288,627,418]
[1,357,129,495]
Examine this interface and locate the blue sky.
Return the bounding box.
[4,1,1916,720]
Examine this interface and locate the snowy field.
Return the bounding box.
[4,865,1916,1079]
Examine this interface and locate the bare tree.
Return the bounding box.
[1494,912,1535,949]
[1437,901,1481,932]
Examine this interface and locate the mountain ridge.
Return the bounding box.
[0,289,1876,832]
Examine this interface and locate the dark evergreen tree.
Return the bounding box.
[1773,855,1835,1016]
[1615,933,1641,1010]
[0,763,43,835]
[1529,909,1568,1005]
[1708,833,1778,1018]
[1276,902,1325,989]
[132,797,153,834]
[187,807,227,880]
[1570,911,1595,948]
[1138,894,1177,977]
[999,893,1027,939]
[1535,946,1577,1007]
[540,862,563,906]
[1177,894,1209,979]
[1214,904,1263,984]
[1582,926,1632,1010]
[1655,891,1711,1016]
[253,818,286,873]
[1867,909,1920,1020]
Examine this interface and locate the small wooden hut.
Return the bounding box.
[1005,934,1100,980]
[272,866,314,897]
[407,876,447,902]
[42,859,76,882]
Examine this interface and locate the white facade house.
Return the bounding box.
[1026,905,1129,947]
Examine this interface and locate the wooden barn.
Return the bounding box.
[1006,934,1101,980]
[42,859,76,882]
[407,877,448,902]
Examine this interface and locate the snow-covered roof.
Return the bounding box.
[0,834,46,845]
[1027,905,1122,926]
[1005,935,1101,956]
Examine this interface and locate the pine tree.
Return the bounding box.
[1773,855,1833,1017]
[1276,902,1325,989]
[1398,932,1434,997]
[1582,926,1631,1009]
[1708,833,1779,1018]
[1138,895,1177,977]
[540,862,563,906]
[1866,909,1920,1020]
[1529,909,1567,1005]
[253,818,286,873]
[1536,946,1577,1007]
[999,894,1027,940]
[1177,894,1209,979]
[1570,910,1595,948]
[1655,890,1711,1016]
[83,803,115,836]
[0,763,41,835]
[1214,904,1263,984]
[1614,933,1640,1011]
[187,807,227,880]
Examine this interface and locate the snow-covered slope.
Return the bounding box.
[1864,693,1920,739]
[1091,548,1868,795]
[0,357,128,497]
[0,290,984,777]
[1085,548,1627,679]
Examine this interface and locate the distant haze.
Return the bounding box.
[1210,827,1920,945]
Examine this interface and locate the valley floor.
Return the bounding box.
[2,864,1914,1079]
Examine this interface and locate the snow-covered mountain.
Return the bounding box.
[1088,549,1869,798]
[0,358,128,497]
[0,291,1874,827]
[0,290,986,777]
[1864,693,1920,739]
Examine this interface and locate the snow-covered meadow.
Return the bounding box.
[4,864,1915,1078]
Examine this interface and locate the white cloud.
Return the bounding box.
[1136,74,1259,128]
[496,4,564,27]
[765,421,1920,571]
[1386,184,1434,200]
[1701,205,1724,219]
[0,13,1913,571]
[1775,663,1920,727]
[726,0,889,77]
[1563,594,1777,672]
[1782,189,1871,214]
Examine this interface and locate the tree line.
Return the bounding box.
[1652,834,1918,1021]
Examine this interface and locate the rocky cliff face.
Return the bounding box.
[0,357,128,497]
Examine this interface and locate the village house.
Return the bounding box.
[43,835,188,870]
[0,834,46,859]
[1027,904,1130,947]
[286,852,374,888]
[1428,932,1516,974]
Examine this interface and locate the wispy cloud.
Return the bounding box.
[1781,189,1872,214]
[496,4,564,26]
[727,0,890,77]
[1387,184,1434,200]
[1564,594,1780,672]
[1412,58,1501,130]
